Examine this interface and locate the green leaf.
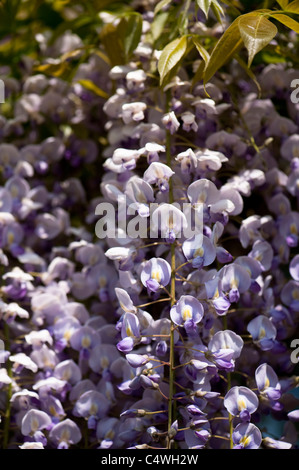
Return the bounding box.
[154,0,172,15]
[285,0,299,13]
[34,61,70,79]
[150,11,169,42]
[238,14,278,67]
[271,13,299,33]
[203,15,244,84]
[100,23,125,65]
[196,0,212,18]
[192,35,210,64]
[158,36,188,86]
[211,0,225,22]
[276,0,290,7]
[117,12,143,60]
[77,79,109,99]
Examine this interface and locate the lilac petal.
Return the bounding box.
[216,246,233,263]
[73,390,110,419]
[146,279,160,292]
[262,437,292,449]
[35,214,62,240]
[209,330,244,359]
[290,254,299,281]
[126,354,149,368]
[121,312,140,339]
[232,422,262,449]
[21,410,52,436]
[287,410,299,421]
[115,288,137,314]
[266,387,281,401]
[239,410,250,422]
[255,363,280,393]
[229,288,240,303]
[212,296,231,315]
[117,336,134,353]
[170,295,204,326]
[49,419,82,447]
[224,386,259,418]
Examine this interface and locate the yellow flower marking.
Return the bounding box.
[240,435,251,447]
[292,289,299,300]
[7,232,14,245]
[237,397,247,411]
[168,212,174,229]
[197,192,207,203]
[90,403,98,416]
[63,330,72,342]
[106,430,115,440]
[31,418,40,433]
[101,357,109,369]
[99,276,107,288]
[290,223,298,235]
[230,278,239,289]
[60,428,71,443]
[81,336,91,348]
[194,246,204,258]
[126,324,133,337]
[151,269,161,283]
[259,327,266,340]
[182,306,192,321]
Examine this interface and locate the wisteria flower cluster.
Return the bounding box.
[0,0,298,451]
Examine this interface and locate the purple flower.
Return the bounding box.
[224,386,259,421]
[232,422,262,449]
[89,344,120,374]
[187,178,219,208]
[219,263,251,303]
[262,437,292,449]
[255,363,281,401]
[247,315,277,350]
[170,295,204,326]
[73,390,110,419]
[151,203,188,242]
[279,212,299,247]
[143,162,174,192]
[205,277,231,316]
[175,148,198,174]
[290,254,299,281]
[117,312,141,353]
[140,257,171,292]
[69,326,101,360]
[184,426,211,449]
[49,419,82,448]
[53,359,82,385]
[182,234,216,269]
[125,176,154,217]
[115,288,138,314]
[21,409,51,437]
[281,280,299,312]
[162,111,180,134]
[208,330,244,359]
[35,213,62,240]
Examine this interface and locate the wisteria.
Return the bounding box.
[0,0,298,452]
